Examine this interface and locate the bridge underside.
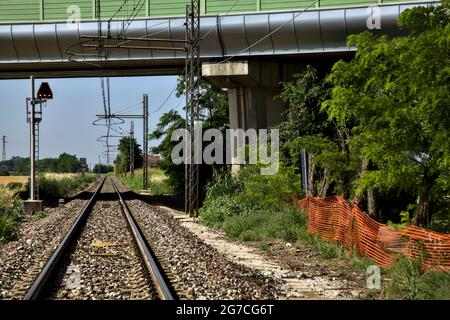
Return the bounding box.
[0,2,434,79]
[0,52,356,79]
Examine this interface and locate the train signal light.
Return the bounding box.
[37,82,53,100]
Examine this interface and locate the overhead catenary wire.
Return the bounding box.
[89,0,242,164]
[113,101,142,114]
[201,0,241,40]
[217,0,320,64]
[94,0,148,164]
[108,0,242,50]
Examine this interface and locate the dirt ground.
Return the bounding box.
[159,206,371,300]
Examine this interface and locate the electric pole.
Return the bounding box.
[185,0,201,216]
[1,135,6,173]
[30,76,37,201]
[95,93,149,189]
[143,94,149,191]
[129,121,134,177]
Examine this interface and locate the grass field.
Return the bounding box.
[118,168,173,195]
[0,176,28,185]
[42,173,81,181]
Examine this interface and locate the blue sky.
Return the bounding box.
[0,76,183,169]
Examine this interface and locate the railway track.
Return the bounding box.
[21,177,176,300]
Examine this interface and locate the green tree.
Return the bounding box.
[278,66,350,197]
[150,77,229,196]
[323,1,450,226]
[38,158,59,173]
[149,110,186,193]
[93,164,114,174]
[12,157,30,175]
[278,66,332,144]
[115,137,143,175]
[57,153,79,173]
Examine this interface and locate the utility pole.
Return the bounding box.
[143,94,149,191]
[2,136,6,161]
[30,76,37,201]
[98,155,101,175]
[1,135,6,173]
[1,135,6,158]
[185,0,201,216]
[95,93,149,190]
[129,121,134,176]
[301,149,309,194]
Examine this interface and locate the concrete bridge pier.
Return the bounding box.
[202,60,303,171]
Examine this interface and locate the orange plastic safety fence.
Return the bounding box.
[298,196,450,270]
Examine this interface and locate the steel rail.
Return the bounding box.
[23,177,107,300]
[111,178,176,300]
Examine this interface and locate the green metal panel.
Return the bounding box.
[0,0,40,22]
[261,0,316,11]
[318,0,376,8]
[205,0,256,14]
[43,0,92,21]
[99,0,147,19]
[0,0,428,22]
[149,0,190,17]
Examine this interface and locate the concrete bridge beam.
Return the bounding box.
[203,60,303,130]
[203,60,303,171]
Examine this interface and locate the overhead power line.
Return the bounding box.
[218,0,320,64]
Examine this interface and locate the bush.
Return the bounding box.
[118,168,173,195]
[386,256,450,300]
[199,195,241,228]
[38,173,96,200]
[0,186,23,244]
[199,165,301,227]
[309,237,345,259]
[204,169,242,199]
[235,164,300,212]
[32,210,47,221]
[223,206,306,242]
[198,170,243,227]
[0,216,19,244]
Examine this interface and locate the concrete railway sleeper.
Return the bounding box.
[20,177,176,300]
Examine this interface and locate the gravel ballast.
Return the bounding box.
[129,199,282,300]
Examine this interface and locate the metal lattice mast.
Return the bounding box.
[143,94,149,190]
[2,135,6,162]
[129,121,135,176]
[2,135,6,173]
[185,0,201,216]
[95,93,148,184]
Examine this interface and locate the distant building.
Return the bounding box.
[144,154,160,168]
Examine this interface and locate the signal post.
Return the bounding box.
[23,76,53,217]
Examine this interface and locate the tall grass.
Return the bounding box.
[199,166,300,227]
[199,166,449,300]
[386,256,450,299]
[0,186,23,244]
[0,173,96,245]
[38,173,96,200]
[223,206,305,242]
[118,168,173,195]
